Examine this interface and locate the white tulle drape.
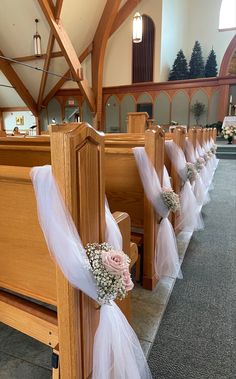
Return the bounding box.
[133,147,181,279]
[185,139,209,205]
[165,140,204,232]
[105,197,123,250]
[195,140,218,191]
[30,165,152,379]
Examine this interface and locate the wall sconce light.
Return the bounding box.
[133,12,142,43]
[33,19,42,57]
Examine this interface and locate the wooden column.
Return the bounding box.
[143,126,165,290]
[50,123,105,379]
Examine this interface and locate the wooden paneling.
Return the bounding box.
[0,166,56,304]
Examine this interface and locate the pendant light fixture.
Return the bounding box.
[133,12,142,43]
[33,19,42,57]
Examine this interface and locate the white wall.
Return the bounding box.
[186,0,235,66]
[3,111,36,132]
[104,0,235,85]
[160,0,189,81]
[103,0,163,86]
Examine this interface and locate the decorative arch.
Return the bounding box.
[137,92,153,104]
[105,95,120,133]
[171,90,189,126]
[154,92,171,125]
[120,95,136,132]
[47,97,62,124]
[190,89,209,126]
[136,92,153,118]
[81,101,93,126]
[132,15,155,83]
[208,90,220,124]
[219,34,236,76]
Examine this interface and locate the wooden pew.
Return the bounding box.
[188,127,197,149]
[196,128,204,147]
[164,127,187,231]
[104,127,164,290]
[0,136,51,166]
[0,123,133,378]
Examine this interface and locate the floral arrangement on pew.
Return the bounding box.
[86,243,133,304]
[195,157,205,172]
[203,153,210,163]
[161,187,180,213]
[207,151,213,159]
[210,144,217,155]
[186,162,198,184]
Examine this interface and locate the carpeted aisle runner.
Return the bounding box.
[148,160,236,379]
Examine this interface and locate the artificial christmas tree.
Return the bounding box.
[168,50,189,81]
[189,41,205,79]
[205,48,218,77]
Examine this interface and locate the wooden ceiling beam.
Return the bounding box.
[42,1,140,107]
[42,43,93,106]
[12,51,63,63]
[110,0,142,36]
[0,50,38,116]
[38,0,95,112]
[92,0,122,129]
[37,0,64,111]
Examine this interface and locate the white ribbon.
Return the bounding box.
[165,140,204,231]
[133,147,181,279]
[30,165,152,379]
[185,139,209,206]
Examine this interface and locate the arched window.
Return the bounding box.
[219,0,236,30]
[132,15,155,83]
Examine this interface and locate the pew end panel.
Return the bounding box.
[50,122,105,379]
[165,127,187,232]
[112,211,138,323]
[213,128,217,142]
[196,128,203,146]
[0,123,107,379]
[105,127,165,290]
[188,128,197,148]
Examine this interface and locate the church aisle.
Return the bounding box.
[148,160,236,378]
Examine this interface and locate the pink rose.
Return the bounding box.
[101,250,129,275]
[122,270,134,292]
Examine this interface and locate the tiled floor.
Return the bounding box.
[0,232,191,378]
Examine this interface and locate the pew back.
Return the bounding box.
[0,123,105,379]
[104,127,165,289]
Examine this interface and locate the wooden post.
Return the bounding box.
[196,128,203,147]
[213,128,217,142]
[172,127,187,232]
[50,123,105,379]
[188,128,197,149]
[143,126,164,290]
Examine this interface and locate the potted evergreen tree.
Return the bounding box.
[189,41,205,79]
[168,50,189,81]
[205,48,218,77]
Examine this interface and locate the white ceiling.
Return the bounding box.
[0,0,112,108]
